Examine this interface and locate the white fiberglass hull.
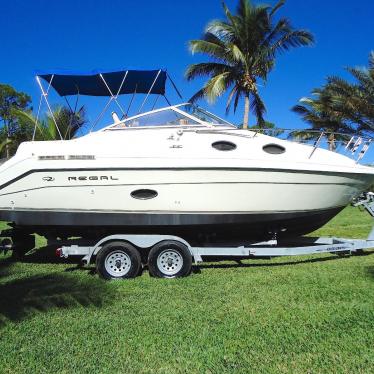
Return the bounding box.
[0,165,371,240]
[0,168,370,212]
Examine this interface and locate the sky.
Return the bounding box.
[0,0,373,132]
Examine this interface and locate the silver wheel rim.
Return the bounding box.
[105,251,132,277]
[157,249,183,276]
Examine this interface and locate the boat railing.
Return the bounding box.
[256,128,372,162]
[201,127,373,163]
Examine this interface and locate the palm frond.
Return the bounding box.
[269,0,286,17]
[185,62,233,81]
[233,87,242,114]
[189,38,227,61]
[226,85,238,114]
[250,90,266,125]
[271,30,314,54]
[189,88,208,104]
[203,72,233,103]
[368,51,374,70]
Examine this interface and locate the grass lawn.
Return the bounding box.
[0,206,373,373]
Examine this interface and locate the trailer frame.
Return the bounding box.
[58,229,374,266]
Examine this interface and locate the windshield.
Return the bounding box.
[116,109,200,128]
[176,104,234,126]
[107,104,235,130]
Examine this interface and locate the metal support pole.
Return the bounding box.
[151,94,160,110]
[166,72,183,100]
[33,75,55,140]
[352,137,362,154]
[36,75,63,140]
[309,131,324,159]
[163,95,172,106]
[356,139,371,163]
[345,136,354,150]
[126,84,138,117]
[99,73,127,117]
[63,96,76,139]
[32,93,43,141]
[116,71,128,97]
[90,97,113,132]
[64,96,74,114]
[138,69,161,114]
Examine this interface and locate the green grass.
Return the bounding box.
[0,206,373,373]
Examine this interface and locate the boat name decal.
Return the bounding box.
[68,176,119,181]
[42,176,55,182]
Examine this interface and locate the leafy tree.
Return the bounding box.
[0,84,32,157]
[186,0,314,128]
[292,52,374,150]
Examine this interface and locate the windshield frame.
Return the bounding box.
[102,103,236,131]
[174,104,234,126]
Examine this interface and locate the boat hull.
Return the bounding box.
[0,167,370,241]
[0,205,343,242]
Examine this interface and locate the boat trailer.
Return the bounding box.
[1,192,374,279]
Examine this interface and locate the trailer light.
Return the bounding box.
[56,247,62,257]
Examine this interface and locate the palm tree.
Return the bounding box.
[48,106,87,140]
[185,0,314,128]
[292,88,355,151]
[292,52,374,150]
[250,120,285,136]
[15,106,87,141]
[0,139,11,158]
[324,51,374,132]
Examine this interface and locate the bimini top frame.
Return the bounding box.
[34,69,182,139]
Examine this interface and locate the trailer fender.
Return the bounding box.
[91,234,192,258]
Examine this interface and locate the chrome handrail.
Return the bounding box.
[207,127,373,162]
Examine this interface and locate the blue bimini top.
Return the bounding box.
[37,69,167,97]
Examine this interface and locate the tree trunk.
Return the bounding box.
[243,92,250,129]
[328,133,336,151]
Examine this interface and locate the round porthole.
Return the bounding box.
[212,140,237,151]
[130,189,158,200]
[263,144,286,154]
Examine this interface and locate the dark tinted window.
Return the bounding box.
[263,144,286,154]
[212,141,237,151]
[130,189,158,200]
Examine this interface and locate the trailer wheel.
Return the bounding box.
[96,241,141,280]
[11,234,35,260]
[148,240,192,278]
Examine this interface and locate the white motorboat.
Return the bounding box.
[0,69,373,243]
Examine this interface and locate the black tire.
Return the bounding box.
[352,249,365,256]
[11,234,35,260]
[332,250,350,257]
[148,240,192,278]
[96,241,141,280]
